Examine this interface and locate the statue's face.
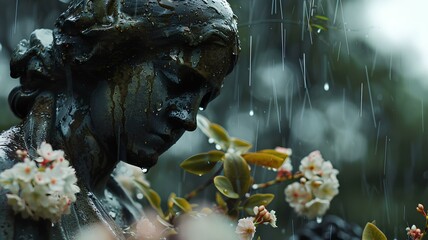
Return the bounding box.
[89,40,234,168]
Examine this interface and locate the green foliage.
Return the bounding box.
[241,152,285,169]
[223,153,252,197]
[362,222,387,240]
[214,176,239,199]
[197,115,230,150]
[170,197,192,213]
[179,151,225,175]
[134,180,164,218]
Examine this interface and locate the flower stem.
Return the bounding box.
[184,165,224,201]
[252,173,303,189]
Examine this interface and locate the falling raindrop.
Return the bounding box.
[245,193,250,197]
[323,83,330,91]
[252,184,258,189]
[136,193,144,199]
[249,110,254,116]
[199,107,205,111]
[208,138,214,144]
[141,168,148,173]
[316,216,323,223]
[215,144,221,150]
[0,43,2,52]
[51,223,55,227]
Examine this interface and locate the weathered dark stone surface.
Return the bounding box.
[0,0,239,239]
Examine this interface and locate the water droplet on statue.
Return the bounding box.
[109,211,117,219]
[136,193,144,199]
[249,110,254,116]
[141,168,148,173]
[316,216,323,223]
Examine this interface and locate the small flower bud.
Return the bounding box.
[417,204,426,216]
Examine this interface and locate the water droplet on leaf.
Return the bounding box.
[136,193,144,199]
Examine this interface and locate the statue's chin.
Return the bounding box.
[124,149,159,170]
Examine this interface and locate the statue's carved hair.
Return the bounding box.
[9,0,239,119]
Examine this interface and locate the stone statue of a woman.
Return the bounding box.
[0,0,239,239]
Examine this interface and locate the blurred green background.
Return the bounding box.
[1,0,428,239]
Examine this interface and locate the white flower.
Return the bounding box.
[268,210,277,228]
[45,166,66,192]
[236,217,256,240]
[6,194,27,213]
[37,142,64,161]
[0,169,20,194]
[303,198,330,219]
[310,179,339,201]
[320,161,339,182]
[13,158,37,182]
[0,142,80,222]
[285,182,312,207]
[299,150,324,179]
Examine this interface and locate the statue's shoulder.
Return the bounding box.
[0,126,20,240]
[0,126,23,171]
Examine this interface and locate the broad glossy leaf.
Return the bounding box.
[180,151,225,175]
[171,197,193,213]
[214,176,239,199]
[196,115,230,150]
[243,194,275,215]
[230,137,252,154]
[223,153,251,197]
[135,181,164,218]
[259,149,290,159]
[362,222,387,240]
[314,15,329,21]
[242,152,285,169]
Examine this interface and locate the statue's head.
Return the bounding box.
[9,0,239,169]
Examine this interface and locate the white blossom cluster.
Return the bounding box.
[284,150,339,219]
[0,142,80,222]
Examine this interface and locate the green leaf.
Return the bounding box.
[180,151,225,175]
[310,24,328,31]
[258,149,290,159]
[314,15,329,21]
[171,197,193,213]
[214,176,239,199]
[134,181,164,218]
[196,115,230,150]
[223,153,251,197]
[362,222,387,240]
[242,152,285,169]
[229,137,252,154]
[242,194,275,215]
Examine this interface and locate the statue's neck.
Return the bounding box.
[23,92,119,196]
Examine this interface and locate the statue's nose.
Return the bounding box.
[168,108,197,131]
